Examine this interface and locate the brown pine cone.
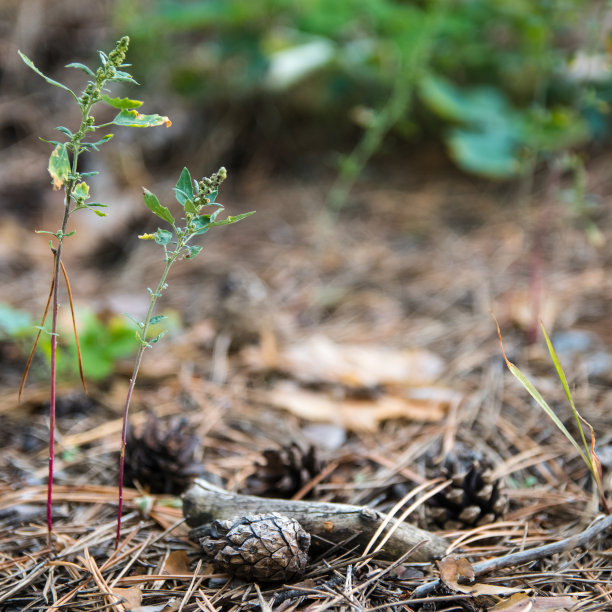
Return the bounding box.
[124,413,202,496]
[199,513,311,582]
[246,443,322,498]
[426,455,508,530]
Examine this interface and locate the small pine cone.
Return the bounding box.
[246,443,321,498]
[124,413,202,496]
[200,513,311,582]
[426,455,508,531]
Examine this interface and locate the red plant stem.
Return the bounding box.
[47,191,72,547]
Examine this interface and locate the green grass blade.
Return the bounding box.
[495,320,588,465]
[540,323,592,464]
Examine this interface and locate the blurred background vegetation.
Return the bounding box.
[3,0,611,191]
[1,0,611,378]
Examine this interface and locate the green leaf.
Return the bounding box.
[207,211,255,227]
[149,315,167,325]
[143,188,175,225]
[81,134,114,152]
[191,215,211,236]
[174,167,194,206]
[149,330,168,344]
[87,207,107,217]
[101,94,143,110]
[107,70,139,84]
[18,51,79,103]
[184,245,203,259]
[111,109,171,128]
[153,228,173,245]
[184,199,197,214]
[448,128,520,179]
[73,181,90,201]
[48,144,71,190]
[55,126,74,138]
[65,62,95,76]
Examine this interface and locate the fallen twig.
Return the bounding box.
[182,478,448,562]
[412,513,612,598]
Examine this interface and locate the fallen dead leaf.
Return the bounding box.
[490,593,578,612]
[110,586,143,610]
[438,555,526,597]
[247,334,445,388]
[162,550,192,576]
[254,381,451,432]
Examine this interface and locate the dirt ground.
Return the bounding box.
[0,3,611,611]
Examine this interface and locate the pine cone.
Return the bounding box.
[124,413,202,496]
[246,443,321,498]
[426,454,508,530]
[200,513,311,582]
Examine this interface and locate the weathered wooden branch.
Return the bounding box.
[183,478,448,563]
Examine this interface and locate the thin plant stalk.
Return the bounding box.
[115,167,253,547]
[116,256,174,546]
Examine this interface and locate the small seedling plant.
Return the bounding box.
[18,36,171,544]
[496,321,609,514]
[116,167,253,543]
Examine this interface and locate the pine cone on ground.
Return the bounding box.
[246,443,322,498]
[124,413,202,496]
[425,452,508,531]
[199,513,311,582]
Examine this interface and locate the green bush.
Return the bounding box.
[115,0,609,181]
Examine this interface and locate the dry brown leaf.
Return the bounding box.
[490,593,577,612]
[256,381,448,432]
[110,586,143,610]
[162,550,192,576]
[250,335,445,387]
[490,593,533,612]
[438,555,525,597]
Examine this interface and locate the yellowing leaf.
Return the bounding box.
[48,143,71,190]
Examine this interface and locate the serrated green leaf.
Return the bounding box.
[65,62,95,76]
[112,109,171,128]
[207,211,255,227]
[143,188,175,225]
[100,94,143,110]
[174,167,193,206]
[153,228,173,245]
[48,144,71,190]
[149,315,167,325]
[19,51,80,103]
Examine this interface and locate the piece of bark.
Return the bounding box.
[183,478,448,562]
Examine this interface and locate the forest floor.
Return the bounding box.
[0,2,611,608]
[0,149,611,610]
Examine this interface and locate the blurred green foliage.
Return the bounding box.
[115,0,610,181]
[0,304,141,382]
